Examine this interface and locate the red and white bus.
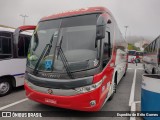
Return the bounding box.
[136,51,143,63]
[128,50,136,63]
[15,7,128,111]
[128,50,143,63]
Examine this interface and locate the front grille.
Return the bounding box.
[36,72,90,79]
[27,73,93,89]
[26,65,100,79]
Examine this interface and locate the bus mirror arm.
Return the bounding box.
[13,25,36,57]
[95,39,101,48]
[95,39,101,60]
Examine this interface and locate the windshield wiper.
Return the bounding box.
[33,34,55,75]
[56,36,74,79]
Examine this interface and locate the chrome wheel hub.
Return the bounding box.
[0,82,9,94]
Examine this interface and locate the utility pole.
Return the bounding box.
[124,26,129,40]
[20,14,28,25]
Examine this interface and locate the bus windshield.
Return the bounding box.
[27,14,100,72]
[128,50,136,56]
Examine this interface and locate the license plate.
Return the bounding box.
[45,98,57,104]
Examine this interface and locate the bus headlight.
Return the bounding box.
[75,77,105,93]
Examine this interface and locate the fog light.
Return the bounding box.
[90,100,96,107]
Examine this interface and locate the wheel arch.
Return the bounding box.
[112,70,118,85]
[0,75,16,87]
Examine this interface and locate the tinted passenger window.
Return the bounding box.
[102,32,111,68]
[24,36,31,56]
[103,32,111,59]
[18,35,31,57]
[0,32,12,59]
[0,32,12,37]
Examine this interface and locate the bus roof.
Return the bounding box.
[0,26,15,33]
[0,26,32,36]
[41,7,111,21]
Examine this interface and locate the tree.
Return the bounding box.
[128,44,140,51]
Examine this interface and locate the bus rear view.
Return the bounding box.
[128,50,136,63]
[22,7,128,111]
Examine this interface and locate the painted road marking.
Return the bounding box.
[128,68,143,70]
[130,101,141,120]
[129,69,137,106]
[0,98,28,111]
[136,68,143,70]
[128,68,134,69]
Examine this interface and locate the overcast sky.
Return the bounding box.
[0,0,160,40]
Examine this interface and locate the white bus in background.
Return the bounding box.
[0,26,31,96]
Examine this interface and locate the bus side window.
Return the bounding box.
[0,36,2,53]
[158,37,160,65]
[102,32,111,68]
[18,36,25,57]
[0,32,12,59]
[18,35,31,57]
[24,36,31,56]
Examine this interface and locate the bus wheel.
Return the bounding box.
[123,65,127,77]
[108,74,117,101]
[0,79,12,97]
[113,79,117,93]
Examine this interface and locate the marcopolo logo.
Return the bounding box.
[47,89,53,94]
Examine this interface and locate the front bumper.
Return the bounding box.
[24,83,107,111]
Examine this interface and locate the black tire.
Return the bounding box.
[143,64,147,73]
[152,68,156,74]
[113,80,117,93]
[123,65,127,77]
[144,70,148,73]
[108,74,117,101]
[0,78,12,97]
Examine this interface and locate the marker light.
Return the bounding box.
[75,76,106,93]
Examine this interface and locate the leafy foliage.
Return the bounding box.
[128,43,140,51]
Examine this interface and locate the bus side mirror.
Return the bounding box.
[96,25,106,40]
[95,15,106,48]
[96,15,106,40]
[13,25,36,57]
